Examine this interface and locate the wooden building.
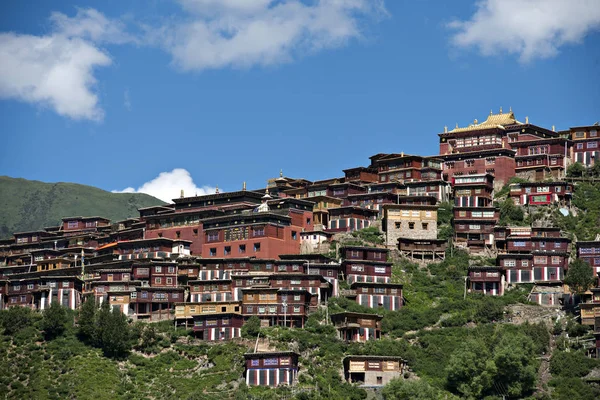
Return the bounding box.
[576,241,600,274]
[244,351,299,387]
[330,312,382,342]
[468,266,504,296]
[349,282,403,311]
[509,181,573,206]
[563,123,600,166]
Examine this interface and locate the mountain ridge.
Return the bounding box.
[0,175,164,238]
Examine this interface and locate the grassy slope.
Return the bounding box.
[0,176,165,238]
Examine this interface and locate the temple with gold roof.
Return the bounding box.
[439,108,571,188]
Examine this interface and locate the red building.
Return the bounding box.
[563,123,600,166]
[468,266,504,296]
[349,282,403,310]
[577,241,600,274]
[341,246,392,284]
[439,109,568,187]
[331,312,382,342]
[369,153,443,183]
[201,197,313,259]
[244,351,299,387]
[509,181,573,206]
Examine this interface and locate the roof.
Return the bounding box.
[330,312,383,319]
[446,110,522,134]
[244,351,299,358]
[343,355,405,362]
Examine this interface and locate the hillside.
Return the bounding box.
[0,176,164,238]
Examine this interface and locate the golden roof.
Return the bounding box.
[449,108,523,133]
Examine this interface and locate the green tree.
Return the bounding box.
[474,297,504,323]
[241,316,261,338]
[383,378,457,400]
[550,350,599,378]
[78,296,97,342]
[40,302,70,340]
[564,258,596,294]
[492,332,537,397]
[498,198,524,226]
[100,308,131,358]
[446,339,496,398]
[567,162,586,177]
[0,306,36,335]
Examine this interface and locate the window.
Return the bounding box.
[155,277,162,284]
[591,130,598,137]
[67,220,78,229]
[27,284,34,290]
[551,256,561,265]
[577,143,584,149]
[254,243,261,252]
[166,277,173,285]
[291,280,301,285]
[193,228,198,236]
[62,281,69,288]
[575,131,585,138]
[292,231,297,240]
[253,228,265,237]
[469,224,481,230]
[522,260,529,267]
[210,248,217,256]
[168,266,175,273]
[239,244,246,254]
[293,306,301,313]
[411,211,419,217]
[155,266,162,273]
[588,141,598,149]
[505,259,516,267]
[207,232,219,242]
[394,222,401,229]
[172,293,179,299]
[513,241,526,247]
[408,222,415,230]
[422,223,428,230]
[141,292,148,299]
[224,246,231,255]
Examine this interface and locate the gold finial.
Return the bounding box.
[444,125,448,133]
[490,109,493,116]
[455,123,459,129]
[242,181,246,191]
[265,186,269,195]
[509,106,512,113]
[474,119,478,124]
[525,116,529,124]
[401,151,404,157]
[180,189,184,198]
[552,125,555,132]
[215,185,219,194]
[279,169,283,178]
[499,106,503,114]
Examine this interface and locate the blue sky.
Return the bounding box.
[1,0,599,202]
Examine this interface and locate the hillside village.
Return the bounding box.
[2,109,600,398]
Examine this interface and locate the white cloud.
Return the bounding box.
[449,0,600,62]
[0,8,130,121]
[113,168,216,203]
[159,0,386,71]
[124,88,132,110]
